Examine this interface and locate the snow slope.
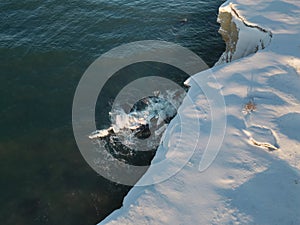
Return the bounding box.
[98,0,300,224]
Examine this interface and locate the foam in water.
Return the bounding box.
[89,90,185,153]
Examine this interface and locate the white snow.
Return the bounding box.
[98,0,300,224]
[216,2,273,64]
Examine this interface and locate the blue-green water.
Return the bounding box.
[0,0,225,224]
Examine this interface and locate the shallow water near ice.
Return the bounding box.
[0,0,225,224]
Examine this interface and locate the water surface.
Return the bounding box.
[0,0,225,224]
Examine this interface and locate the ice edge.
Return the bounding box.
[216,2,273,65]
[98,1,283,224]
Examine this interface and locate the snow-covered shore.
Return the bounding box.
[98,0,300,224]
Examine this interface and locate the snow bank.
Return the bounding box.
[216,2,272,64]
[98,0,300,224]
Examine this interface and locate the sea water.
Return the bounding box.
[0,0,225,224]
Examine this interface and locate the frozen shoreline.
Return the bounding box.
[98,0,300,224]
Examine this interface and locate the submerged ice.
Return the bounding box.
[89,90,185,162]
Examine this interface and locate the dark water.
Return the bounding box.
[0,0,225,224]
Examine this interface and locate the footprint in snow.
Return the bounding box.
[243,125,280,151]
